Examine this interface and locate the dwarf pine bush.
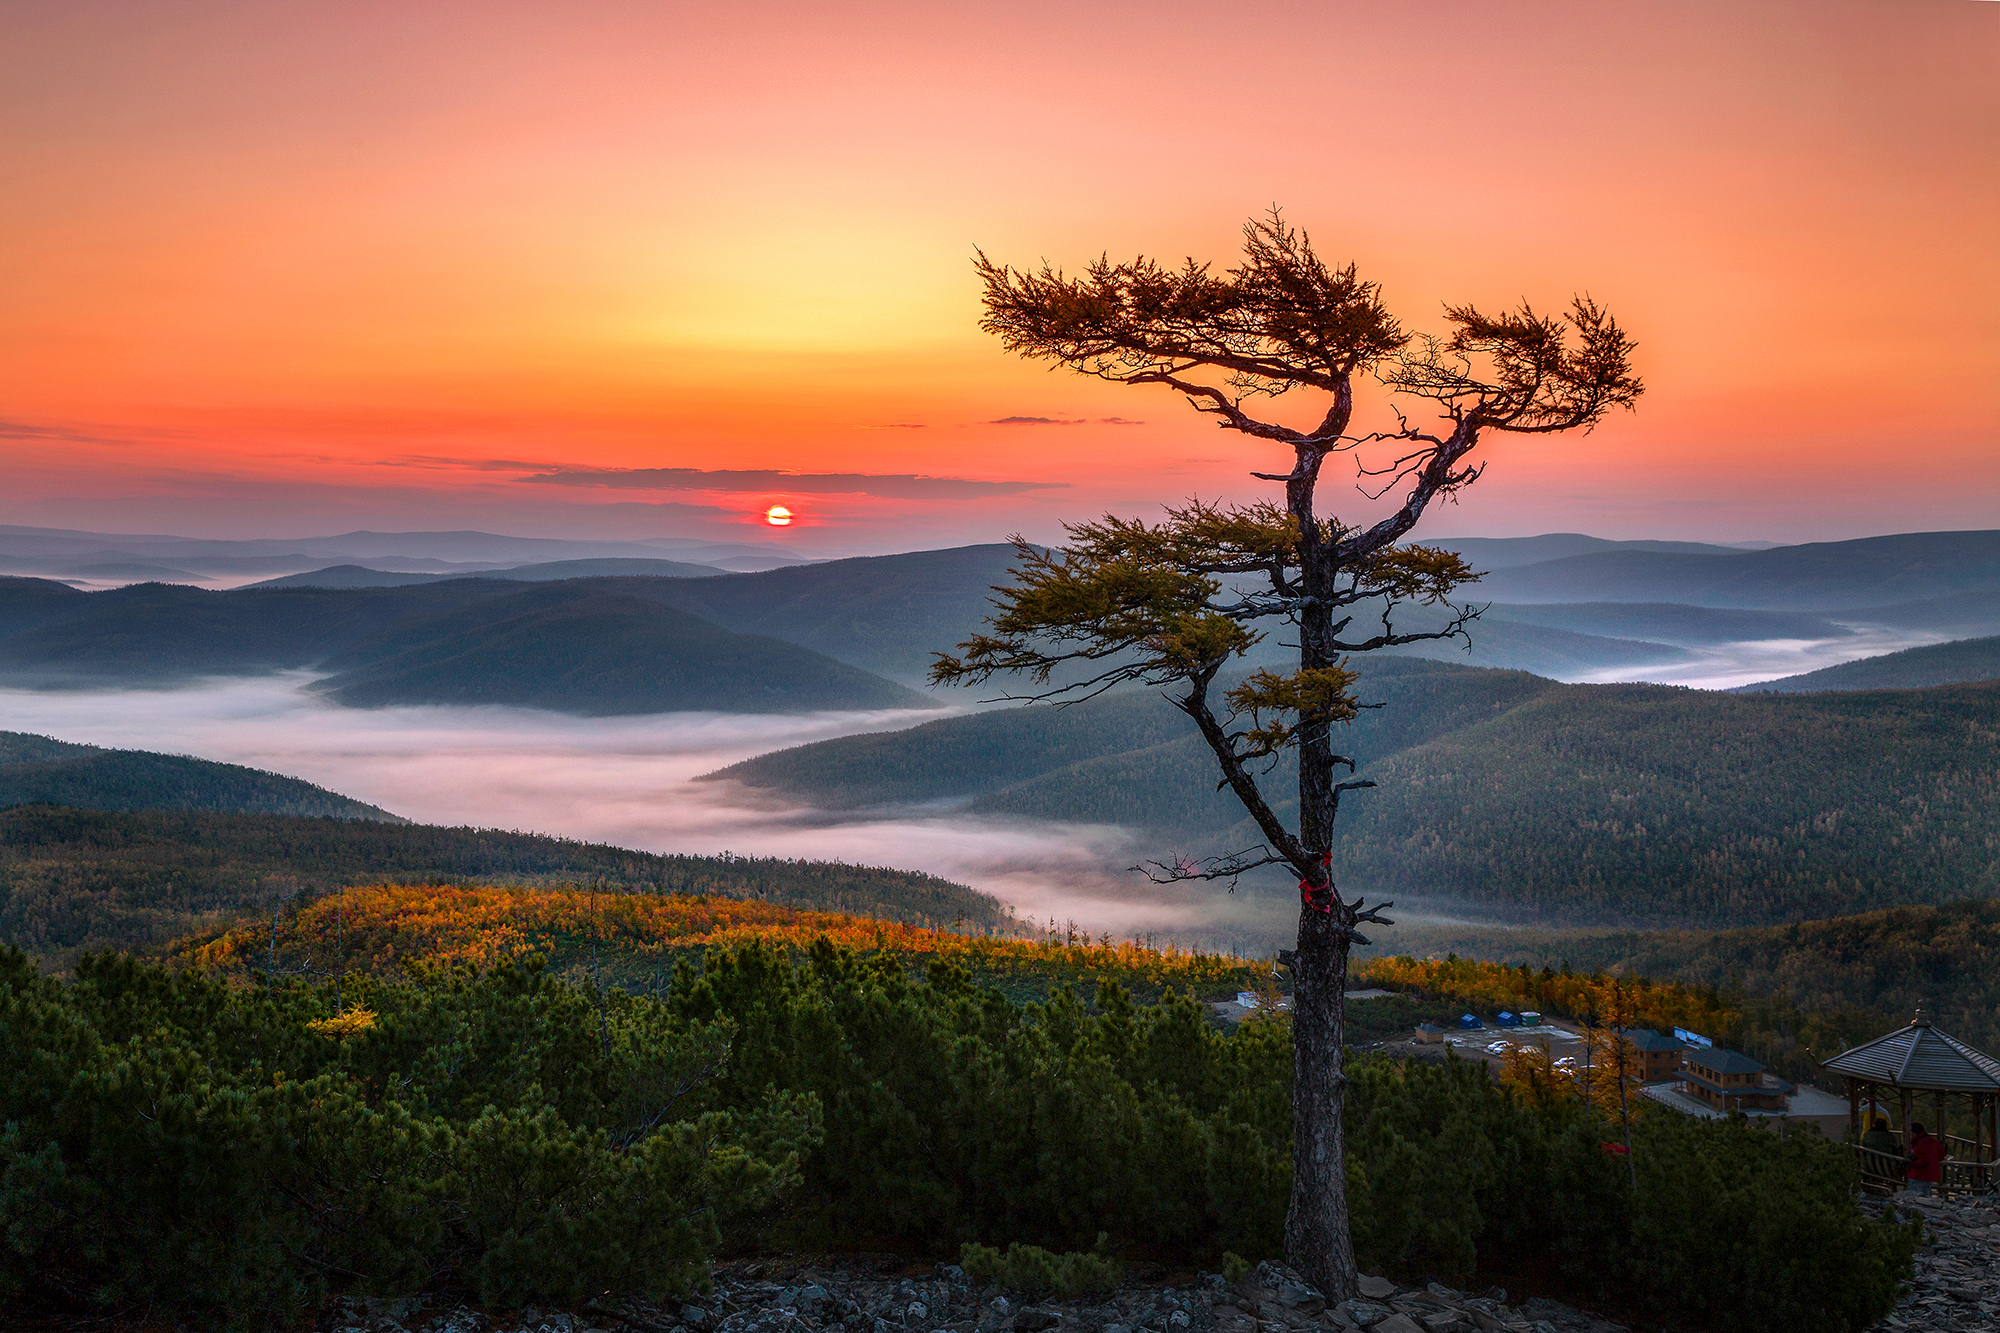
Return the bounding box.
[960,1241,1122,1298]
[0,938,1916,1331]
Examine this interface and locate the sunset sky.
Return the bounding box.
[4,0,1995,551]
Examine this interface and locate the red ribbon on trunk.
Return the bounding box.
[1298,853,1334,914]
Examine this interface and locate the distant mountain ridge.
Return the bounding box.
[1476,530,2000,609]
[245,557,729,588]
[8,530,2000,703]
[0,730,401,821]
[0,523,818,584]
[1432,533,1755,569]
[0,575,930,715]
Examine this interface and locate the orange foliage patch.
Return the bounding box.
[175,883,1253,997]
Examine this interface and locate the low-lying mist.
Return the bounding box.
[0,675,1304,950]
[1566,624,1948,690]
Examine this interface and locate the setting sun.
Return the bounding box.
[765,505,793,526]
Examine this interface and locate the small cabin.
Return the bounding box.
[1679,1047,1792,1112]
[1414,1022,1445,1045]
[1459,1013,1483,1030]
[1621,1028,1693,1083]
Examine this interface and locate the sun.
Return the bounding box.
[765,505,793,526]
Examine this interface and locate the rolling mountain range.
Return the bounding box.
[709,657,2000,928]
[4,529,2000,713]
[0,730,401,821]
[0,575,930,713]
[0,523,816,583]
[1472,529,2000,610]
[245,557,728,587]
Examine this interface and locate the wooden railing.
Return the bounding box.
[1851,1142,1996,1196]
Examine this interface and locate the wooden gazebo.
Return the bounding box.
[1825,1010,2000,1195]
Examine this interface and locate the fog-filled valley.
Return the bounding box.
[6,525,2000,958]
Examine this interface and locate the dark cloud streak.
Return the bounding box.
[520,468,1067,499]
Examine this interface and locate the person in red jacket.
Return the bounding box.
[1906,1121,1946,1197]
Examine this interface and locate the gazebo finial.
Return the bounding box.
[1912,1006,1930,1028]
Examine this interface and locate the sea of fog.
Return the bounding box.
[0,625,1948,950]
[0,675,1299,947]
[1566,624,1949,691]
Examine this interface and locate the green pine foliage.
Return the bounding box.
[0,939,1915,1330]
[0,946,813,1325]
[959,1242,1122,1298]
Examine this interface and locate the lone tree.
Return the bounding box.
[932,213,1640,1298]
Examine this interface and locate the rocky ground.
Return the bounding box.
[318,1259,1629,1333]
[1863,1192,2000,1331]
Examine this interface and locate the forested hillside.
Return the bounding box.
[312,585,927,713]
[1735,634,2000,693]
[716,661,2000,926]
[0,731,400,821]
[0,806,1009,966]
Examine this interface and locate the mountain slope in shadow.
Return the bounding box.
[0,730,401,821]
[315,585,929,714]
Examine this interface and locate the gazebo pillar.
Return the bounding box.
[1847,1078,1860,1142]
[1901,1088,1913,1143]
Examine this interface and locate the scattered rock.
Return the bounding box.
[311,1254,1632,1333]
[1861,1192,2000,1330]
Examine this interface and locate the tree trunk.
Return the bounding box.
[1284,441,1360,1300]
[1287,908,1358,1298]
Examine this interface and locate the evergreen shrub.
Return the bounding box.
[959,1241,1122,1298]
[0,937,1916,1333]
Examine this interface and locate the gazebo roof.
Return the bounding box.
[1823,1013,2000,1093]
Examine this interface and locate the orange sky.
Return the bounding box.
[3,0,1995,549]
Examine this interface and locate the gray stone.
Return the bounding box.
[990,1298,1013,1317]
[1012,1311,1060,1333]
[1357,1277,1397,1300]
[906,1303,929,1326]
[1371,1316,1426,1333]
[1339,1303,1391,1328]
